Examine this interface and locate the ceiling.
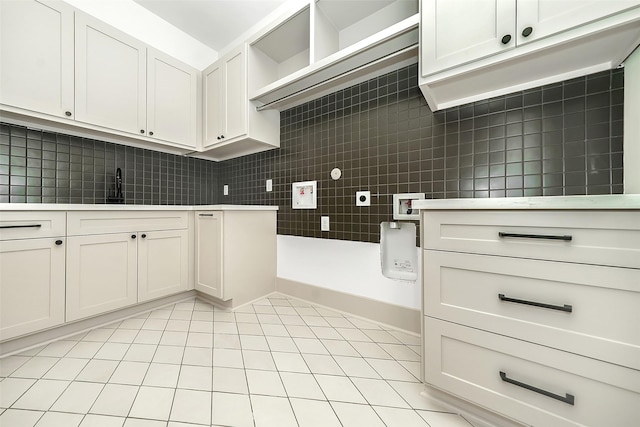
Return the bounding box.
[132,0,289,52]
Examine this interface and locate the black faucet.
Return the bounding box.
[107,167,125,204]
[115,167,123,199]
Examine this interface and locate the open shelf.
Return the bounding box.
[250,13,419,110]
[249,5,311,95]
[313,0,418,62]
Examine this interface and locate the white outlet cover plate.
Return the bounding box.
[266,179,273,192]
[356,191,370,206]
[321,216,330,231]
[223,185,229,196]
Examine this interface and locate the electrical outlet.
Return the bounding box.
[321,216,330,231]
[355,191,370,206]
[266,179,273,192]
[223,185,229,196]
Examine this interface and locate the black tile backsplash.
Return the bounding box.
[218,64,624,243]
[1,64,624,245]
[0,124,218,205]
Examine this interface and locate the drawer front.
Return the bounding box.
[422,210,640,268]
[423,250,640,369]
[0,211,66,240]
[68,211,188,235]
[424,317,640,427]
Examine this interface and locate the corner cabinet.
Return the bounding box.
[147,49,199,147]
[0,0,74,119]
[201,44,280,161]
[420,202,640,427]
[419,0,640,110]
[195,209,276,307]
[0,212,66,341]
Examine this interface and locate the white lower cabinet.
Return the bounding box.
[420,203,640,426]
[424,317,640,427]
[138,229,189,302]
[195,210,276,307]
[66,211,190,322]
[66,233,138,322]
[195,212,223,299]
[0,238,65,341]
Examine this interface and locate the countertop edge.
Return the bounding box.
[0,204,279,212]
[413,194,640,210]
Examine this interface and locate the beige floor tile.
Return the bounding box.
[280,372,325,400]
[314,374,366,404]
[250,395,297,427]
[90,384,138,417]
[169,389,211,425]
[50,381,104,413]
[331,401,385,427]
[129,386,174,421]
[211,392,253,427]
[291,398,341,427]
[211,367,248,394]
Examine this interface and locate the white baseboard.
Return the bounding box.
[276,277,421,334]
[0,290,197,357]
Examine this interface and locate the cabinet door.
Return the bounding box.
[223,46,247,141]
[203,62,224,148]
[138,229,189,302]
[195,212,224,299]
[66,233,138,322]
[0,0,74,118]
[517,0,640,45]
[421,0,516,76]
[147,49,198,148]
[0,238,65,341]
[75,13,147,135]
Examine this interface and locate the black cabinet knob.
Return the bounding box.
[149,131,154,136]
[217,136,221,140]
[501,34,512,44]
[141,234,146,239]
[131,234,137,239]
[140,129,145,134]
[55,239,63,245]
[65,111,72,117]
[522,26,533,37]
[221,135,224,139]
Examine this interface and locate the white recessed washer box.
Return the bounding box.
[292,181,317,209]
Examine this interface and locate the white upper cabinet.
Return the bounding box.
[0,0,74,118]
[202,44,279,160]
[421,0,516,76]
[516,0,640,45]
[419,0,640,110]
[204,46,247,147]
[147,49,198,148]
[75,13,147,135]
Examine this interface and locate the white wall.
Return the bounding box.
[277,235,421,309]
[624,47,640,194]
[64,0,218,69]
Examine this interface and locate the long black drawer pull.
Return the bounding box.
[499,232,572,241]
[199,214,214,217]
[500,371,575,405]
[498,294,572,313]
[0,224,42,229]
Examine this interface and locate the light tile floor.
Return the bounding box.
[0,293,475,427]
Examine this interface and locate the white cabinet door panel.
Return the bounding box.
[75,13,146,135]
[195,212,224,299]
[138,229,189,302]
[66,233,138,322]
[203,63,223,147]
[0,0,74,118]
[517,0,640,44]
[421,0,516,76]
[147,49,198,148]
[224,47,247,141]
[0,238,65,341]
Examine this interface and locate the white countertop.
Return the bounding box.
[413,194,640,210]
[0,204,279,212]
